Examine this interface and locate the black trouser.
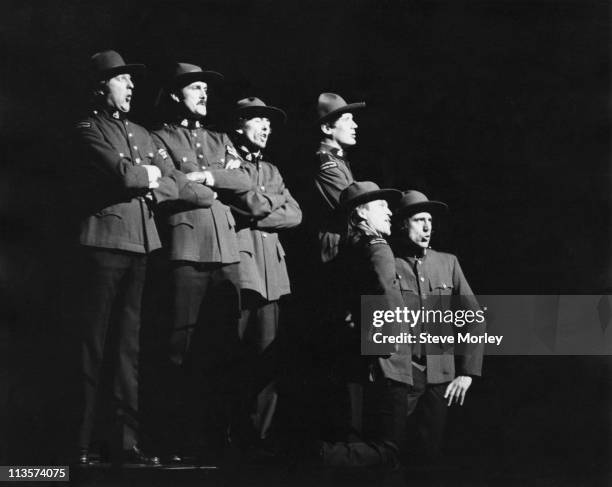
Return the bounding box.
[164,261,241,452]
[321,372,404,468]
[74,248,146,451]
[404,366,449,462]
[236,291,279,443]
[322,365,449,468]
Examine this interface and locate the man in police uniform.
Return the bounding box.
[229,97,302,453]
[314,92,365,263]
[152,63,252,460]
[317,181,404,469]
[309,94,367,440]
[72,50,179,465]
[391,190,483,466]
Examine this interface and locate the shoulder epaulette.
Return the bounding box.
[368,237,388,247]
[320,161,338,171]
[75,120,92,129]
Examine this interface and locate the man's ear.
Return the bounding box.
[355,203,369,221]
[235,117,246,134]
[320,123,333,136]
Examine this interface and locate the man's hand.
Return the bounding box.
[186,170,215,186]
[444,376,472,406]
[225,158,242,170]
[143,164,162,188]
[186,171,205,183]
[201,170,215,187]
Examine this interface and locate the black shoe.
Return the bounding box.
[120,445,160,466]
[164,453,193,465]
[77,449,100,466]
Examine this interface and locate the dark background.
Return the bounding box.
[2,0,611,485]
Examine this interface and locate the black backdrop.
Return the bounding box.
[2,0,611,484]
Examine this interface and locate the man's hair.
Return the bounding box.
[345,201,378,246]
[235,116,248,131]
[91,79,109,99]
[320,116,341,136]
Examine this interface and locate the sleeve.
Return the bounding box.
[231,190,288,219]
[255,167,302,230]
[208,167,252,193]
[364,240,404,356]
[314,155,352,210]
[367,241,403,307]
[75,120,149,190]
[152,134,215,208]
[148,146,179,203]
[207,135,252,192]
[452,256,484,377]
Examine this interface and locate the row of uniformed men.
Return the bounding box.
[71,50,482,468]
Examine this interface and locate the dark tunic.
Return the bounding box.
[152,120,252,263]
[314,142,354,262]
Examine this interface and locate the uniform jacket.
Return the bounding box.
[232,148,302,301]
[314,142,354,263]
[339,234,412,385]
[393,245,484,385]
[152,120,252,263]
[74,107,178,254]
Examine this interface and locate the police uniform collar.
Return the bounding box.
[95,106,127,120]
[238,145,262,163]
[319,142,344,158]
[179,118,202,129]
[397,239,428,260]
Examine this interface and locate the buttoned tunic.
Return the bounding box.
[314,142,354,262]
[233,151,302,301]
[153,120,252,263]
[340,235,409,384]
[393,247,484,385]
[75,108,178,253]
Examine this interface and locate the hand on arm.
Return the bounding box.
[142,164,162,188]
[255,187,302,229]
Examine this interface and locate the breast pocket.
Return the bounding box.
[397,273,418,294]
[430,280,454,295]
[175,151,198,172]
